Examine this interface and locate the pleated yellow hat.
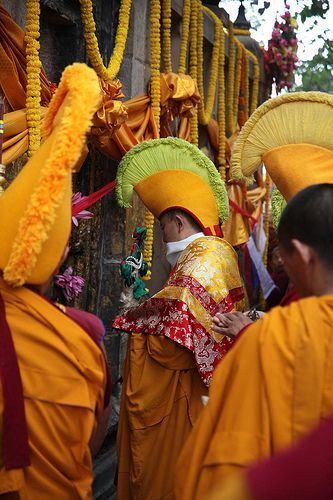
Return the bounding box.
[230,92,333,223]
[116,137,228,236]
[0,63,101,286]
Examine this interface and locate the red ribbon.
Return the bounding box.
[229,198,258,224]
[72,179,116,216]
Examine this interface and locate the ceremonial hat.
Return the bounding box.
[0,63,101,286]
[231,92,333,224]
[116,137,229,236]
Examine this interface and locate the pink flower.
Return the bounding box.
[280,38,288,47]
[71,192,93,226]
[272,29,280,39]
[275,52,283,61]
[54,267,85,301]
[290,38,298,47]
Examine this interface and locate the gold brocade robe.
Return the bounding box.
[113,237,245,499]
[175,295,333,500]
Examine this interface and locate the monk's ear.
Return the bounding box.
[290,239,313,266]
[175,214,185,233]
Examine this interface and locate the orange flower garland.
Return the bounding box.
[233,40,243,126]
[197,4,222,126]
[189,0,199,145]
[25,0,42,156]
[218,20,226,181]
[178,0,191,74]
[162,0,172,72]
[226,21,236,136]
[247,50,260,114]
[80,0,132,82]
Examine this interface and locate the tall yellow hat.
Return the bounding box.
[116,137,228,236]
[0,63,101,286]
[230,92,333,223]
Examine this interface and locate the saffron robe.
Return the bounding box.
[175,295,333,499]
[0,279,108,499]
[114,237,245,499]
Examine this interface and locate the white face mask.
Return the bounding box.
[165,232,205,267]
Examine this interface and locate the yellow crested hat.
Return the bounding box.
[230,92,333,223]
[116,138,228,236]
[0,63,101,286]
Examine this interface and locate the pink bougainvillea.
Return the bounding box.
[263,5,298,94]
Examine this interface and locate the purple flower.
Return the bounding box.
[72,192,93,226]
[54,267,85,301]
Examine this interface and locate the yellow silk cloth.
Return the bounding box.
[117,334,208,500]
[0,280,107,498]
[175,295,333,499]
[223,184,251,247]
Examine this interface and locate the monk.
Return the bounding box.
[0,63,110,499]
[175,184,333,499]
[113,137,245,499]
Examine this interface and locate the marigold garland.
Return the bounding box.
[197,4,221,126]
[247,50,260,114]
[226,21,235,136]
[189,0,199,145]
[217,23,226,180]
[143,0,162,280]
[80,0,132,82]
[25,0,42,157]
[244,51,250,122]
[263,172,271,268]
[162,0,172,72]
[233,40,243,125]
[178,0,191,74]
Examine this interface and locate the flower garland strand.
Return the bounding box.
[247,50,260,114]
[143,0,162,281]
[244,52,250,122]
[189,0,199,145]
[25,0,42,156]
[178,0,191,74]
[226,21,235,136]
[80,0,132,82]
[233,40,243,127]
[263,172,271,268]
[217,23,226,180]
[162,0,172,72]
[197,5,221,126]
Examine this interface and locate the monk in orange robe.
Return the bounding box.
[113,138,245,499]
[0,63,110,498]
[175,184,333,499]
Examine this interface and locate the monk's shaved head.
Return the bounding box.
[278,183,333,271]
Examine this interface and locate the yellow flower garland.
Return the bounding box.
[189,0,199,145]
[150,0,161,134]
[142,0,162,280]
[244,50,250,122]
[197,4,222,126]
[247,50,260,114]
[263,172,271,268]
[80,0,132,82]
[233,40,243,125]
[178,0,191,74]
[25,0,42,157]
[226,21,235,136]
[162,0,172,72]
[218,23,226,181]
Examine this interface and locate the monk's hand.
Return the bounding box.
[212,312,253,338]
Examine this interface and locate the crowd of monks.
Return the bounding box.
[1,64,333,500]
